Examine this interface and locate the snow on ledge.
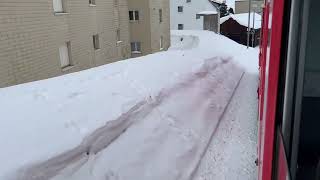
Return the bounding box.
[197,10,218,15]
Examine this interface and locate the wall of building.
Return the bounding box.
[203,14,220,33]
[170,0,218,30]
[149,0,171,53]
[128,0,152,58]
[235,0,264,14]
[128,0,170,57]
[220,18,260,47]
[0,0,130,88]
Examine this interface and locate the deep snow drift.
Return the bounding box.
[0,30,259,180]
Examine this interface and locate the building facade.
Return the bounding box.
[220,13,262,47]
[235,0,264,14]
[0,0,170,88]
[170,0,220,31]
[128,0,171,57]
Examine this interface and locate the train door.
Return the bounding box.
[271,0,320,179]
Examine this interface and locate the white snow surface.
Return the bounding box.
[197,10,218,15]
[221,13,262,29]
[0,30,259,180]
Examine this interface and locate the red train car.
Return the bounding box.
[258,0,320,179]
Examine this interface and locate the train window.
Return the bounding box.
[295,0,320,179]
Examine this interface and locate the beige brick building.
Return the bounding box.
[0,0,170,88]
[128,0,170,57]
[235,0,264,14]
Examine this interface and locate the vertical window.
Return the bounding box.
[93,34,100,50]
[196,14,200,19]
[89,0,95,5]
[59,42,71,68]
[116,29,121,42]
[178,6,183,12]
[159,9,163,23]
[134,11,139,20]
[114,0,118,6]
[129,11,139,21]
[131,42,141,52]
[178,24,184,30]
[160,36,164,50]
[186,0,191,2]
[53,0,64,12]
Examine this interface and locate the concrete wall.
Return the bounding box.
[170,0,218,30]
[203,14,220,33]
[0,0,131,88]
[235,0,264,14]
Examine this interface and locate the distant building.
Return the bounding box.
[235,0,264,14]
[128,0,171,58]
[220,13,262,47]
[170,0,222,32]
[197,11,220,33]
[0,0,170,88]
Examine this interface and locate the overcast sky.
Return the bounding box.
[226,0,235,9]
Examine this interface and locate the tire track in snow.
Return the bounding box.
[51,57,244,180]
[7,57,243,180]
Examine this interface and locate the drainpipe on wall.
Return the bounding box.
[247,0,252,48]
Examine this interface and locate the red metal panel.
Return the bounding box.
[258,0,285,179]
[258,3,270,173]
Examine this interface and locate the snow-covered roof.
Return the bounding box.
[210,0,226,4]
[220,13,262,29]
[197,10,218,15]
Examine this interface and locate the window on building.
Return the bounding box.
[129,11,139,21]
[178,6,183,12]
[178,24,184,30]
[159,9,163,23]
[196,14,201,19]
[116,29,121,42]
[114,0,118,6]
[131,42,141,53]
[160,36,164,50]
[186,0,191,3]
[89,0,95,5]
[59,42,71,68]
[93,34,100,50]
[53,0,65,13]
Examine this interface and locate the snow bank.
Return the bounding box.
[197,10,218,15]
[170,30,259,73]
[170,34,200,50]
[0,30,258,180]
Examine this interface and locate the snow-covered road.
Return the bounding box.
[194,72,259,180]
[51,58,244,180]
[0,30,259,180]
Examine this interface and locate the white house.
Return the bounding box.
[170,0,224,31]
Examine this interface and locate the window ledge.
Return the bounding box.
[131,51,142,54]
[129,20,139,23]
[94,48,101,51]
[54,12,69,16]
[117,41,123,44]
[160,48,164,51]
[89,4,96,7]
[62,65,74,72]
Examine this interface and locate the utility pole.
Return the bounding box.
[247,0,252,48]
[251,10,255,47]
